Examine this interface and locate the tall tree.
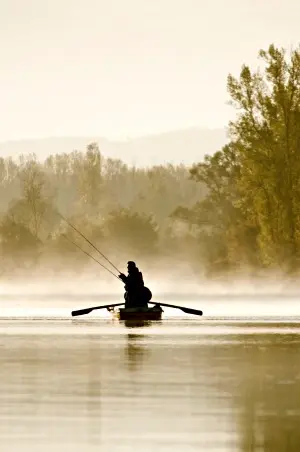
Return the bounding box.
[8,154,56,239]
[78,143,102,212]
[227,44,300,268]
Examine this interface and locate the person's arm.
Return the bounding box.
[118,273,127,283]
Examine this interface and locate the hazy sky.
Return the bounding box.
[0,0,299,141]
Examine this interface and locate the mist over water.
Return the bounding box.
[1,267,300,318]
[1,270,300,451]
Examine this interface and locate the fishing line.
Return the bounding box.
[58,213,122,274]
[61,233,121,281]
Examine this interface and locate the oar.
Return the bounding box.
[149,301,203,316]
[72,302,125,317]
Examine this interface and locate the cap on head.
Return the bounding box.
[127,261,136,269]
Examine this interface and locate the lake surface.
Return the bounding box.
[1,312,300,452]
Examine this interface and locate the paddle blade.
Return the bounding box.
[71,308,93,317]
[180,307,203,316]
[148,301,203,317]
[71,302,125,317]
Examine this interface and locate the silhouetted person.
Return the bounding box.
[119,261,152,308]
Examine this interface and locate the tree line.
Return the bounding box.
[1,43,300,278]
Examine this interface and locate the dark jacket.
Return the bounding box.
[120,268,144,292]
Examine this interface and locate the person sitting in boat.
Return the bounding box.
[119,261,152,309]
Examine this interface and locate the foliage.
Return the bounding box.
[2,43,300,277]
[102,209,158,256]
[172,44,300,274]
[0,215,41,263]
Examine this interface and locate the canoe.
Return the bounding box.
[113,304,163,321]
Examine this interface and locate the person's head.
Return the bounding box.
[127,261,137,273]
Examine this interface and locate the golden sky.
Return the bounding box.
[0,0,299,141]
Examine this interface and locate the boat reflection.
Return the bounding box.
[123,319,162,328]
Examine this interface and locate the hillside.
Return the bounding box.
[0,127,228,167]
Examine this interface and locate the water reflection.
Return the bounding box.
[125,334,148,371]
[231,334,300,452]
[0,321,300,451]
[123,319,152,329]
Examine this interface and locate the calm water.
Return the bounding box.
[1,311,300,452]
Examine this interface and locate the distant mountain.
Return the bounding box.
[0,127,228,167]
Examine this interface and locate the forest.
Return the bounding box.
[1,44,300,279]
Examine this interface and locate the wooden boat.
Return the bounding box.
[72,301,202,320]
[111,304,163,321]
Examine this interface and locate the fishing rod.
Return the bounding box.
[62,233,121,281]
[58,213,122,274]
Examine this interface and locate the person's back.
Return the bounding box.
[126,267,144,291]
[119,261,151,308]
